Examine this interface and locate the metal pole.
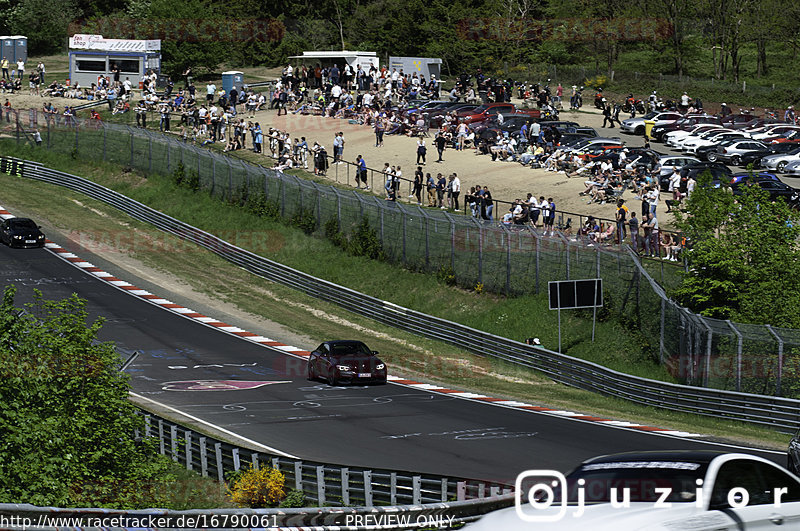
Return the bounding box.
[505,227,511,295]
[478,224,484,285]
[659,298,666,364]
[766,325,784,396]
[726,320,743,392]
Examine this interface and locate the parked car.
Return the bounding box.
[678,162,732,187]
[750,125,800,141]
[621,111,683,136]
[468,451,800,531]
[707,139,769,165]
[651,115,721,142]
[720,113,758,129]
[731,179,800,206]
[729,171,779,185]
[619,111,659,135]
[780,159,800,177]
[682,130,746,154]
[307,340,388,385]
[664,125,724,149]
[738,142,800,168]
[695,136,751,161]
[656,155,701,179]
[458,103,517,124]
[761,147,800,172]
[562,137,623,155]
[0,217,46,248]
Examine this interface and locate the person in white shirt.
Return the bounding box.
[451,173,461,209]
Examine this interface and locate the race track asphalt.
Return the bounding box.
[0,242,786,484]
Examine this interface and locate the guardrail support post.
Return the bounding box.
[341,468,350,506]
[441,479,448,502]
[390,472,397,505]
[457,482,466,501]
[200,437,208,477]
[157,420,165,455]
[295,461,303,491]
[214,443,224,483]
[144,415,151,438]
[364,471,373,506]
[232,448,240,472]
[413,476,422,504]
[490,485,500,497]
[272,457,279,471]
[316,466,326,506]
[185,431,193,470]
[170,425,178,460]
[252,453,260,470]
[478,482,486,499]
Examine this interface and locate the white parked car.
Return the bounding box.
[681,130,742,153]
[467,451,800,531]
[664,125,723,148]
[656,155,700,177]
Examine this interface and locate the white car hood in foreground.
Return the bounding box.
[468,503,732,530]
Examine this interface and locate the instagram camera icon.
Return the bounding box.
[515,470,568,522]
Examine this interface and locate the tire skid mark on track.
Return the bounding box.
[0,204,704,440]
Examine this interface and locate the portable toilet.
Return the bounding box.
[0,37,13,63]
[221,71,243,94]
[12,36,27,64]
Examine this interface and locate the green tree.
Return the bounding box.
[7,0,79,55]
[675,172,800,326]
[0,286,172,507]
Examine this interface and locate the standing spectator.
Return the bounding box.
[411,166,423,204]
[451,173,461,210]
[646,185,659,216]
[680,92,690,112]
[786,106,796,124]
[426,172,436,207]
[159,102,170,132]
[435,132,446,162]
[456,121,469,150]
[436,173,447,208]
[383,163,393,199]
[394,166,403,197]
[356,155,369,189]
[615,199,628,243]
[416,137,427,165]
[374,118,384,147]
[33,129,42,146]
[16,59,24,80]
[206,82,216,104]
[333,132,343,164]
[482,186,494,221]
[36,61,45,85]
[252,123,262,153]
[545,197,556,234]
[641,212,658,257]
[628,210,640,252]
[0,57,8,80]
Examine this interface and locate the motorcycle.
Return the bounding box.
[622,98,646,114]
[570,87,583,110]
[594,90,605,109]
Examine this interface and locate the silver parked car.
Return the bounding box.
[708,139,769,165]
[762,147,800,173]
[656,155,700,177]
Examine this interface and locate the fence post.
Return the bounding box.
[185,431,193,470]
[316,466,326,506]
[214,443,224,483]
[272,457,279,471]
[148,136,152,172]
[252,453,260,470]
[441,478,448,502]
[170,425,178,460]
[727,320,743,392]
[232,448,240,472]
[766,325,784,396]
[281,178,286,217]
[659,298,666,364]
[341,468,350,506]
[565,240,571,279]
[457,482,467,501]
[335,187,342,231]
[144,415,152,438]
[130,130,134,167]
[166,139,170,171]
[478,222,484,284]
[295,461,303,491]
[413,476,422,504]
[423,210,430,268]
[400,204,407,265]
[363,471,373,506]
[504,226,511,294]
[103,126,107,161]
[157,420,165,455]
[200,437,208,477]
[535,231,540,293]
[390,472,397,505]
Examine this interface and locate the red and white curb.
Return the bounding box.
[0,204,703,439]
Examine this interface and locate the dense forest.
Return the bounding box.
[4,0,800,102]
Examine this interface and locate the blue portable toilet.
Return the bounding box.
[0,37,13,63]
[12,36,27,64]
[221,71,243,94]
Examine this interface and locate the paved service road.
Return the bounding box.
[0,242,786,484]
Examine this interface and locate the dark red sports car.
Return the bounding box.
[307,340,388,385]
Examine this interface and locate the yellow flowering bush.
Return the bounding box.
[227,466,286,508]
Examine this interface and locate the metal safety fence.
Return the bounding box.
[134,409,509,507]
[6,112,800,401]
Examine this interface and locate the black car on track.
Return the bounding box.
[0,217,46,248]
[307,340,388,385]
